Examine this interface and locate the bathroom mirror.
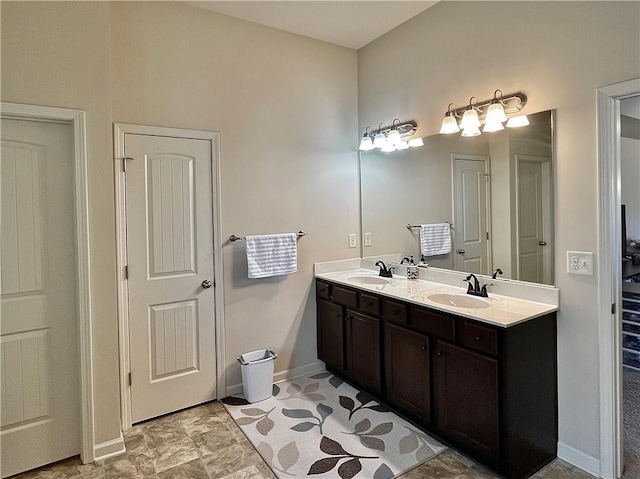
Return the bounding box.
[360,109,554,285]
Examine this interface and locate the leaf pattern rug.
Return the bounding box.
[222,372,446,479]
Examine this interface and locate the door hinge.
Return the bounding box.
[122,156,134,173]
[128,372,132,386]
[486,232,489,240]
[612,303,616,315]
[124,265,129,280]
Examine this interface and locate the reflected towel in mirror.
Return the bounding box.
[420,223,451,256]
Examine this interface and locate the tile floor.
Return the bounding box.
[11,401,595,479]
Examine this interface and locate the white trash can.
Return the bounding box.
[237,349,277,403]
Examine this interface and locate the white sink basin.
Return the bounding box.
[426,293,490,309]
[345,275,390,285]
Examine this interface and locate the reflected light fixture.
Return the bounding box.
[439,103,460,134]
[438,91,528,138]
[358,119,421,153]
[408,137,424,148]
[506,115,530,128]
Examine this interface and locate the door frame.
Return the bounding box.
[514,154,553,284]
[113,123,225,429]
[0,102,95,462]
[597,78,640,479]
[451,153,492,274]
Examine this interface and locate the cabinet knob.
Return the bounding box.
[421,345,427,350]
[392,310,398,315]
[475,336,481,341]
[438,351,443,356]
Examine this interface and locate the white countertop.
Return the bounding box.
[314,263,559,328]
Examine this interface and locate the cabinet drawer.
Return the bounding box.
[459,321,498,356]
[359,292,380,316]
[382,299,407,325]
[332,285,358,308]
[410,307,455,340]
[316,280,331,300]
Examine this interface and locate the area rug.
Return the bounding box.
[222,372,446,479]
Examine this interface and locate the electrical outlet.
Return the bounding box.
[567,251,594,276]
[348,233,357,248]
[364,233,372,247]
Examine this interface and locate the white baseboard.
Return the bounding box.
[225,360,326,398]
[93,434,126,462]
[557,442,601,477]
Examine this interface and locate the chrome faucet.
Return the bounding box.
[464,273,491,297]
[375,261,394,278]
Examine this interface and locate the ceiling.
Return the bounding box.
[186,1,438,49]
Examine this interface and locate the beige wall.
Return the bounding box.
[2,0,359,448]
[358,0,640,463]
[109,1,359,391]
[1,2,120,444]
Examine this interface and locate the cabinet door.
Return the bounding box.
[384,323,430,421]
[317,298,344,372]
[345,310,381,393]
[435,341,499,463]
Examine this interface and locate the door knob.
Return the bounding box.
[456,249,466,254]
[538,241,547,246]
[202,279,213,289]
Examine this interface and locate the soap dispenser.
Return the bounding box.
[407,255,419,280]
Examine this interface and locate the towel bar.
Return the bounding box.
[229,230,306,242]
[407,223,453,230]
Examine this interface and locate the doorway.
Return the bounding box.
[597,78,640,479]
[114,124,225,429]
[0,103,93,476]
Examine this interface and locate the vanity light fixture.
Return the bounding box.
[439,103,460,134]
[439,91,528,137]
[459,97,481,130]
[358,119,420,152]
[358,126,374,151]
[372,123,387,149]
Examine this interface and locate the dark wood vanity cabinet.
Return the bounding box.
[384,322,431,420]
[344,310,381,393]
[315,278,557,479]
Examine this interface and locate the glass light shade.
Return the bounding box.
[506,115,530,128]
[460,109,481,129]
[373,132,387,148]
[485,102,507,124]
[439,115,460,134]
[381,142,396,153]
[359,135,374,151]
[408,137,424,147]
[387,129,401,146]
[396,140,409,150]
[461,125,481,137]
[483,119,504,133]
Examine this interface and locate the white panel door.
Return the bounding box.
[1,119,80,477]
[516,155,552,283]
[453,156,490,275]
[125,134,217,423]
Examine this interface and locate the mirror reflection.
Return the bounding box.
[360,110,554,285]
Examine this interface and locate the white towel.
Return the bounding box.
[420,223,451,256]
[246,233,298,279]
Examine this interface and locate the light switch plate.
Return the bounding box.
[567,251,594,275]
[348,233,357,248]
[364,233,372,247]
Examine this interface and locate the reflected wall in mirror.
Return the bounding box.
[360,110,554,285]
